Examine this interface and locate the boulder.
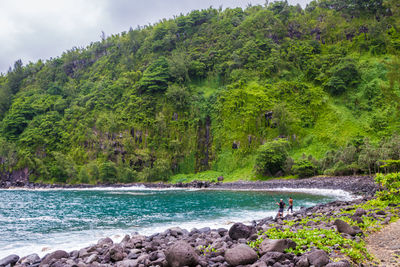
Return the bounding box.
[225,244,258,266]
[0,255,20,267]
[39,250,69,267]
[326,260,351,267]
[295,256,309,267]
[98,237,114,247]
[306,250,330,267]
[259,239,297,254]
[353,208,366,217]
[228,223,253,240]
[259,252,287,265]
[19,254,40,265]
[109,244,125,261]
[333,219,357,236]
[165,241,199,267]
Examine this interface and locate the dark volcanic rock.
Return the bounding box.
[39,250,69,267]
[98,237,114,247]
[307,250,330,267]
[259,239,297,254]
[326,260,351,267]
[0,255,20,267]
[165,241,199,267]
[353,208,366,217]
[228,222,253,240]
[225,244,258,266]
[333,219,357,236]
[19,254,40,265]
[259,252,287,265]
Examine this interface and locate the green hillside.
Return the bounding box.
[1,0,400,184]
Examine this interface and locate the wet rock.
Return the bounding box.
[225,244,258,266]
[228,223,253,240]
[306,250,329,267]
[259,239,297,254]
[19,254,40,265]
[0,255,20,267]
[333,219,357,236]
[165,241,199,267]
[98,237,114,247]
[39,250,69,267]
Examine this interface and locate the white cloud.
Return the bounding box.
[0,0,310,74]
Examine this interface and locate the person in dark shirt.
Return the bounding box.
[287,197,293,214]
[276,199,286,218]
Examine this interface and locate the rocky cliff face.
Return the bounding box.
[0,168,29,187]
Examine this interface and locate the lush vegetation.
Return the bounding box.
[248,172,400,264]
[1,0,400,183]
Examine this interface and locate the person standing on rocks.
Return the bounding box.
[276,199,286,218]
[287,197,293,214]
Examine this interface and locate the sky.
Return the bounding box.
[0,0,310,74]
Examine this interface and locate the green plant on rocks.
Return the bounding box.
[375,172,400,202]
[249,227,370,262]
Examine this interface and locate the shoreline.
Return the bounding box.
[1,175,377,196]
[1,175,385,267]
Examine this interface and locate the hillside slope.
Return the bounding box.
[0,0,400,184]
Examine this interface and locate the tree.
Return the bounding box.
[137,57,170,93]
[7,59,25,94]
[254,139,289,176]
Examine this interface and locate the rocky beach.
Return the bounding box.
[1,175,399,267]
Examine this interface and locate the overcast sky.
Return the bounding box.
[0,0,310,74]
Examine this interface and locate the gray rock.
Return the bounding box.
[85,254,98,264]
[250,261,268,267]
[19,254,40,265]
[98,237,114,247]
[115,259,139,267]
[295,256,309,267]
[333,219,357,236]
[225,244,258,266]
[307,250,330,267]
[326,260,351,267]
[165,241,199,267]
[217,228,228,236]
[228,223,253,240]
[259,239,297,254]
[39,250,69,267]
[0,255,19,267]
[109,244,125,261]
[260,252,286,265]
[353,208,366,217]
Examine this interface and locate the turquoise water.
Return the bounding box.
[0,187,350,257]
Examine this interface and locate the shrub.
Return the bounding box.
[254,139,289,176]
[292,159,318,178]
[375,172,400,202]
